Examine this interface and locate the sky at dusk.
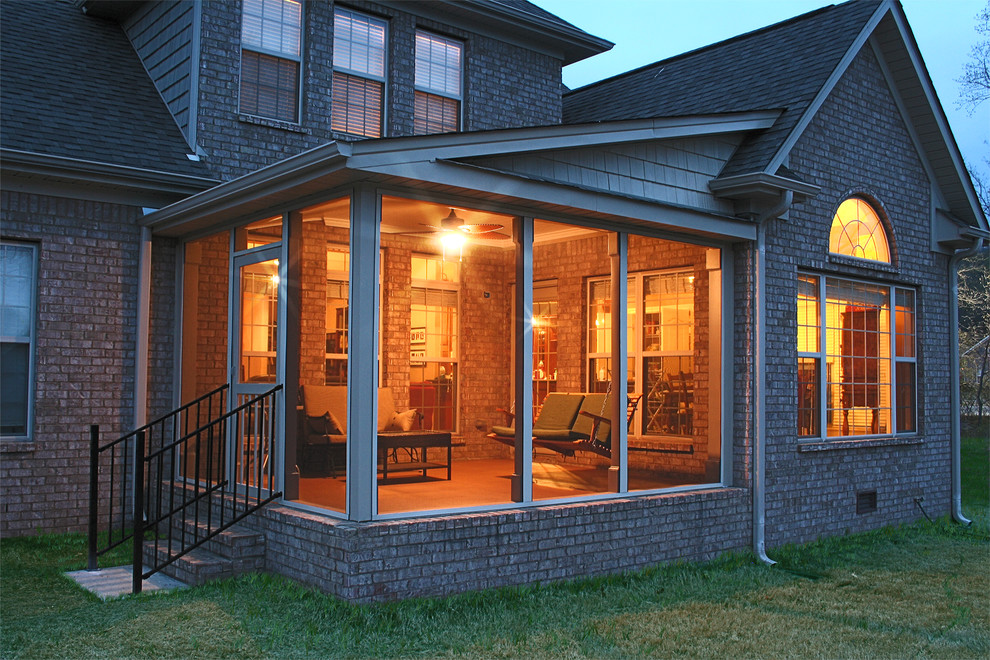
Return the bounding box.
[535,0,989,185]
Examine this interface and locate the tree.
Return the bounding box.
[957,2,990,112]
[957,3,990,422]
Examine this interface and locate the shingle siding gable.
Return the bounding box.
[122,0,196,144]
[464,135,742,214]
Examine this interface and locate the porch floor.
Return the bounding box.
[296,457,701,514]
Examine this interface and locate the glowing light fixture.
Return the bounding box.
[440,231,466,262]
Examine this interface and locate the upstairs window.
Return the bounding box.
[240,0,302,123]
[414,30,462,134]
[332,8,386,138]
[829,197,890,263]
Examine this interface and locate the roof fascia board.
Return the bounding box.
[935,209,990,250]
[348,111,781,168]
[380,0,613,65]
[764,0,891,176]
[880,4,987,231]
[0,149,218,196]
[360,158,757,241]
[140,142,351,231]
[709,172,822,199]
[867,37,942,201]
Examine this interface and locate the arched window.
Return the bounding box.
[829,197,890,263]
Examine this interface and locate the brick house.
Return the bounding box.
[1,0,985,601]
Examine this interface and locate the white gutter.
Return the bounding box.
[949,237,984,526]
[134,226,152,430]
[753,190,793,565]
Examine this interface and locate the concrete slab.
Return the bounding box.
[65,565,188,599]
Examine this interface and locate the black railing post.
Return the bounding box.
[132,430,145,595]
[87,424,99,571]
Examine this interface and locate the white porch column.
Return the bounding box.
[608,232,628,493]
[347,185,381,521]
[512,216,534,503]
[134,226,152,430]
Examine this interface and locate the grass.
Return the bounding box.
[2,436,987,659]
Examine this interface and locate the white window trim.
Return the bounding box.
[410,254,460,432]
[239,0,304,123]
[798,272,917,440]
[414,29,463,101]
[587,268,694,436]
[332,7,388,137]
[414,29,463,132]
[0,240,38,441]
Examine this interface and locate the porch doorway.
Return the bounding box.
[230,248,281,494]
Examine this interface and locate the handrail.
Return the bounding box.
[87,384,283,594]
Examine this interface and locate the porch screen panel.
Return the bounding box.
[179,232,231,485]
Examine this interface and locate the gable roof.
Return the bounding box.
[563,0,884,178]
[562,0,985,231]
[0,0,212,181]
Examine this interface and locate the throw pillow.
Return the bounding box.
[386,409,418,432]
[324,411,344,435]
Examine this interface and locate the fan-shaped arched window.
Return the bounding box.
[829,197,890,263]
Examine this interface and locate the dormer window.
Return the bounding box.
[829,197,890,262]
[414,30,462,134]
[240,0,302,123]
[332,8,386,138]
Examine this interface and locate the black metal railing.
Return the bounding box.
[87,383,283,594]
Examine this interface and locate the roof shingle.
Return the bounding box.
[1,0,212,179]
[562,0,884,177]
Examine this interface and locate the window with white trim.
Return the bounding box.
[797,273,916,438]
[240,0,302,123]
[332,7,386,137]
[414,30,462,134]
[1,241,37,439]
[588,270,695,436]
[410,255,458,431]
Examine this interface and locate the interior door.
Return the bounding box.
[230,248,282,492]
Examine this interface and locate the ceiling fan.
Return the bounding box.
[417,208,511,241]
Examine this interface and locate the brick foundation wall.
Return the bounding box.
[0,191,142,535]
[253,486,750,602]
[763,46,952,547]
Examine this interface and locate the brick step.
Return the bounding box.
[167,520,266,561]
[143,543,242,586]
[143,520,266,586]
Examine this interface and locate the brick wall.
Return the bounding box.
[194,1,563,182]
[0,191,142,535]
[763,45,950,547]
[253,485,751,602]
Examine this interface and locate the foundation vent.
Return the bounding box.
[856,490,877,514]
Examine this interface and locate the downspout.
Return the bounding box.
[948,236,983,526]
[134,226,152,430]
[753,190,793,566]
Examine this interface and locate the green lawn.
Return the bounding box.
[2,436,987,659]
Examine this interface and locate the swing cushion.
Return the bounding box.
[570,393,611,441]
[491,393,584,439]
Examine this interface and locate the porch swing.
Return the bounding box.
[488,379,642,459]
